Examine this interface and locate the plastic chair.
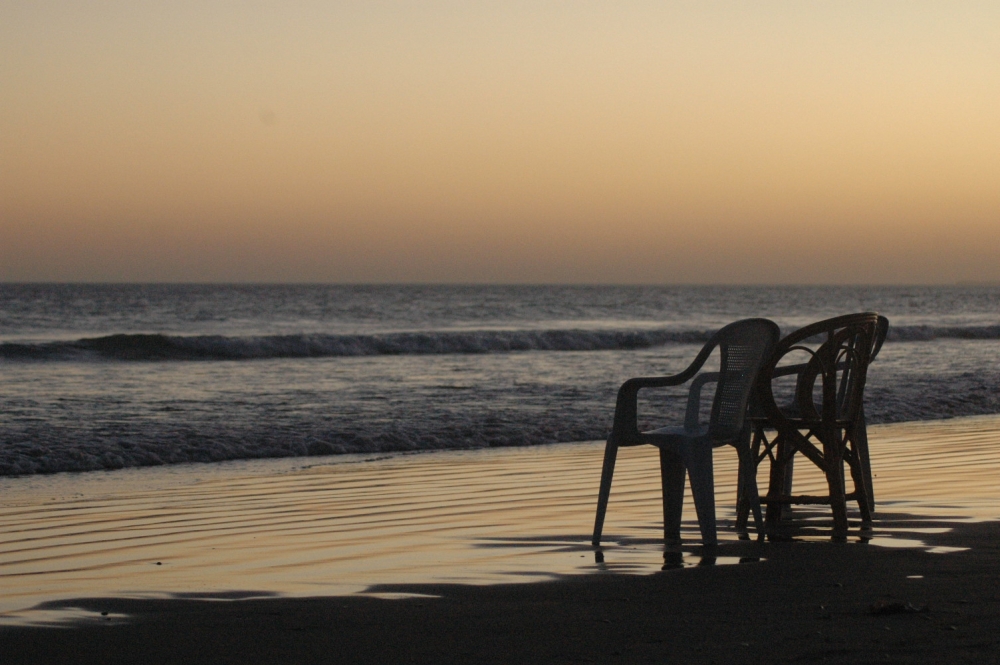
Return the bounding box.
[591,318,780,548]
[749,313,886,537]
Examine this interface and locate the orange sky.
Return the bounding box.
[2,2,998,283]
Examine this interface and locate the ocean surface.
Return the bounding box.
[1,284,999,476]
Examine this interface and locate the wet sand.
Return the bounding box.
[3,415,1000,662]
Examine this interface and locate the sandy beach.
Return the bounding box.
[3,415,1000,663]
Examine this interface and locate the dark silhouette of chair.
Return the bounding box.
[735,314,889,532]
[591,318,780,548]
[746,313,887,538]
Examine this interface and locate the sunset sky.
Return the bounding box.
[2,2,998,284]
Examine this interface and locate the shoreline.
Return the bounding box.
[3,415,1000,662]
[3,411,1000,482]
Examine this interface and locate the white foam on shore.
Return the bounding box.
[2,414,999,621]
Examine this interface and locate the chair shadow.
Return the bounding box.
[468,505,973,578]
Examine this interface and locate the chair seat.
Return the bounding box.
[639,425,709,447]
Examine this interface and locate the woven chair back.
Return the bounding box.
[758,313,884,429]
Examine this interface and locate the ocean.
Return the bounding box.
[2,284,999,476]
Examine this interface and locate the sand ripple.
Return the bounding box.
[2,414,999,619]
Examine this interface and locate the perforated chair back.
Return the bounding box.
[706,319,783,441]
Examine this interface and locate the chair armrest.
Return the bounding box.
[684,372,719,431]
[609,353,712,442]
[609,376,681,442]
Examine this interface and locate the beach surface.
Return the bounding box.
[3,415,1000,662]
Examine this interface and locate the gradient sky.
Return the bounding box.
[2,2,999,283]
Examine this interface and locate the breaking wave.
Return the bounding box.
[885,324,1000,342]
[1,324,998,362]
[3,368,999,477]
[0,329,718,361]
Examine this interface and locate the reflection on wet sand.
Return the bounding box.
[1,414,999,624]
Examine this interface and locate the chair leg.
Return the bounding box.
[823,429,849,537]
[738,445,765,539]
[682,442,717,547]
[735,455,749,537]
[659,448,686,546]
[845,429,873,528]
[766,435,790,527]
[592,439,619,546]
[781,454,795,520]
[847,451,873,527]
[853,411,875,512]
[735,427,763,538]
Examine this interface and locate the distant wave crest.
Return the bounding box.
[2,323,998,361]
[885,324,1000,342]
[0,329,717,361]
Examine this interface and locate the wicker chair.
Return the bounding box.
[591,318,780,548]
[747,313,887,538]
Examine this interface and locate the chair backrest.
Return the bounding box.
[695,318,781,441]
[757,313,885,429]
